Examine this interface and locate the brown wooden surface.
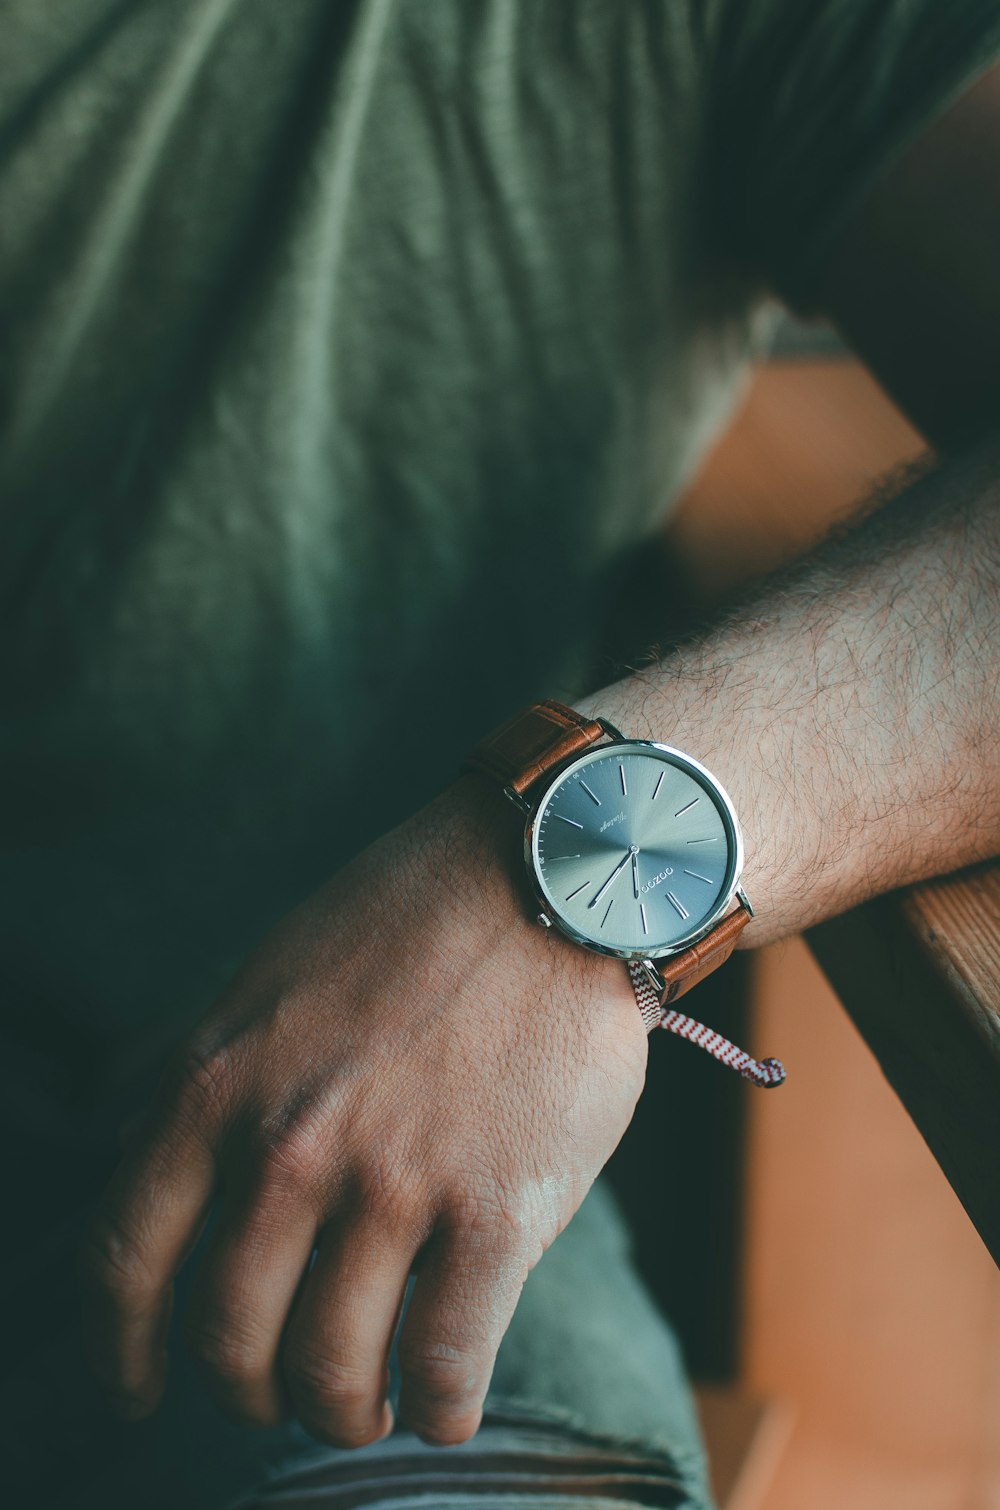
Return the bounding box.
[670,352,1000,1505]
[808,865,1000,1261]
[743,937,1000,1510]
[668,352,999,1262]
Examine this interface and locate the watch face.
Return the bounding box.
[528,742,741,959]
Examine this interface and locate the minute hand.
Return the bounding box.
[588,848,635,909]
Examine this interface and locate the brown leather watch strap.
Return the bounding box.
[656,902,752,1006]
[464,699,607,799]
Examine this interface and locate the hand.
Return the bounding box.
[631,848,640,900]
[81,778,647,1449]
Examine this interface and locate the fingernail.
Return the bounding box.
[377,1402,395,1440]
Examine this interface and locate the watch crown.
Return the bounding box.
[535,912,553,928]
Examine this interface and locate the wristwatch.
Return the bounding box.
[465,700,784,1087]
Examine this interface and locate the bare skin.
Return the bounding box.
[82,61,1000,1454]
[81,775,647,1447]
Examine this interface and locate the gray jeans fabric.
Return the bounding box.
[233,1419,696,1508]
[3,1132,713,1510]
[227,1181,712,1510]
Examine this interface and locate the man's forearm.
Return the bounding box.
[580,442,1000,946]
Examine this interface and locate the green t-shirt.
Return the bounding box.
[2,0,999,1057]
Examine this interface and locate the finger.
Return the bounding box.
[397,1207,531,1446]
[80,1128,216,1416]
[80,1047,231,1414]
[283,1215,413,1449]
[183,1181,319,1429]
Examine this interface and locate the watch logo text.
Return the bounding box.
[599,811,626,832]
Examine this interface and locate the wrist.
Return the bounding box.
[573,675,807,949]
[458,699,784,1085]
[425,773,631,1008]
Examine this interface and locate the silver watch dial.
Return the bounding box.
[529,742,740,958]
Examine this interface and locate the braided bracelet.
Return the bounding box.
[626,961,786,1089]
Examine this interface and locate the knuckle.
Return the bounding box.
[285,1344,372,1416]
[449,1189,535,1260]
[80,1219,155,1304]
[352,1156,418,1229]
[255,1109,329,1191]
[184,1317,262,1384]
[399,1340,477,1406]
[171,1041,237,1126]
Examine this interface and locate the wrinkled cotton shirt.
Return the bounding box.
[4,1,999,1060]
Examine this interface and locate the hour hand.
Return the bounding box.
[588,846,636,909]
[632,848,640,899]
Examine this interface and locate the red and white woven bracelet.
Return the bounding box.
[626,961,786,1089]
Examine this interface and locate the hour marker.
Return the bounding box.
[640,903,649,935]
[550,854,580,860]
[666,891,689,919]
[684,869,713,884]
[555,814,584,829]
[652,771,665,800]
[619,763,627,795]
[601,899,614,927]
[687,837,718,844]
[565,881,590,901]
[675,798,699,817]
[581,782,601,806]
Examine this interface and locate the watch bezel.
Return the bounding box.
[524,739,745,962]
